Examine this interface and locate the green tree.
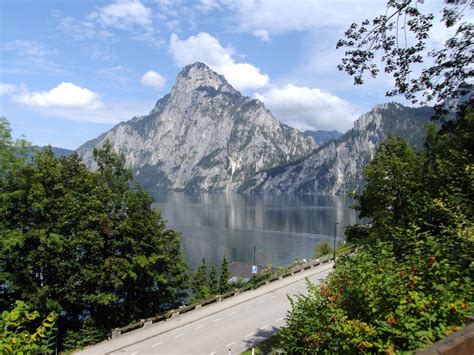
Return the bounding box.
[314,241,333,258]
[0,137,188,350]
[282,103,474,352]
[209,266,219,295]
[337,0,473,109]
[354,136,425,231]
[0,300,57,354]
[219,256,231,294]
[192,258,210,301]
[0,117,31,179]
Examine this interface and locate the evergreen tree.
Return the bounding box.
[209,266,219,295]
[219,256,231,294]
[192,258,209,300]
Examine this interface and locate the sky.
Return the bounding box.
[0,0,471,149]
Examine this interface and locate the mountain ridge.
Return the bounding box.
[77,62,316,191]
[241,102,435,194]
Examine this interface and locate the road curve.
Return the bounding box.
[76,262,333,355]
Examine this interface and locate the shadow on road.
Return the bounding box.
[242,325,282,354]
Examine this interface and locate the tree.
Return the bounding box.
[192,258,210,301]
[354,136,425,230]
[282,102,474,352]
[337,0,473,109]
[0,117,31,179]
[0,133,188,350]
[0,300,57,354]
[209,266,219,295]
[314,241,333,258]
[219,256,231,294]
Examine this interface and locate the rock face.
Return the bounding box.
[243,103,435,195]
[304,130,343,144]
[77,62,315,191]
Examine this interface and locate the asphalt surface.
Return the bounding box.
[76,262,333,355]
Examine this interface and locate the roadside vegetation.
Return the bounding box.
[280,0,473,352]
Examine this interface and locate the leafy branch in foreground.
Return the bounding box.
[0,300,57,354]
[337,0,473,108]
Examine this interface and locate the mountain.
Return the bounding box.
[242,103,435,195]
[304,130,343,144]
[77,62,315,191]
[33,145,74,157]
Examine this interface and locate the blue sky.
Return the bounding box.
[0,0,469,149]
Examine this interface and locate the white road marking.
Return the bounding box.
[174,333,185,338]
[226,341,236,347]
[260,324,269,330]
[244,333,253,338]
[213,317,222,322]
[210,352,216,355]
[230,311,238,316]
[195,325,205,330]
[131,352,139,355]
[291,287,296,290]
[270,295,276,299]
[275,317,284,323]
[151,341,163,347]
[244,305,252,310]
[258,300,265,304]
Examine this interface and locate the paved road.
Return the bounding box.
[76,262,333,355]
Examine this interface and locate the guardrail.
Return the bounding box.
[110,255,332,339]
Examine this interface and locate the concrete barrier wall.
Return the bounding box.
[416,320,474,355]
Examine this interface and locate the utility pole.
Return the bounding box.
[333,222,339,261]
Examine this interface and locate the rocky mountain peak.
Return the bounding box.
[77,63,315,192]
[173,62,237,95]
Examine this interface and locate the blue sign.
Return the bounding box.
[252,265,258,274]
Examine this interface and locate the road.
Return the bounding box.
[76,262,333,355]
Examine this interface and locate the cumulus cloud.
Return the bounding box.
[89,0,152,30]
[141,70,166,90]
[169,32,269,91]
[252,29,270,42]
[13,82,103,110]
[0,84,17,96]
[255,84,357,132]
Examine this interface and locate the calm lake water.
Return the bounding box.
[151,192,361,270]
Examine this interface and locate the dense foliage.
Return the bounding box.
[0,123,188,350]
[280,103,473,353]
[337,0,473,109]
[0,300,57,354]
[314,241,333,258]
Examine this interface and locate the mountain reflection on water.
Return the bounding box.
[151,191,362,269]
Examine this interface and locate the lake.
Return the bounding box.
[151,192,361,270]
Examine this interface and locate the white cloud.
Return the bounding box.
[141,70,166,90]
[255,84,357,132]
[98,66,134,85]
[1,40,63,74]
[252,29,270,42]
[14,82,103,110]
[169,32,269,91]
[32,100,150,124]
[0,84,17,96]
[218,0,386,34]
[89,0,152,30]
